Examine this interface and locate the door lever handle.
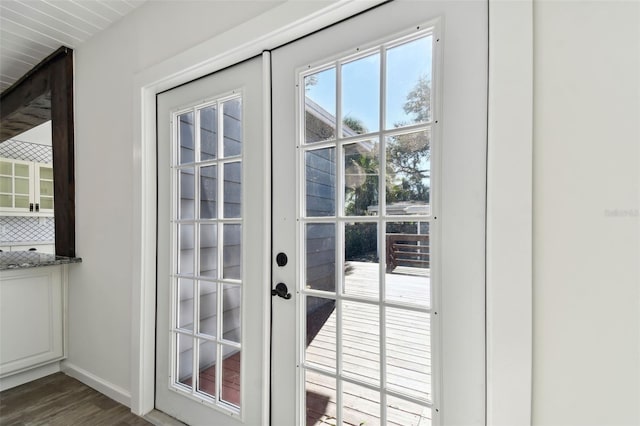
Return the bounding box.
[271,282,291,299]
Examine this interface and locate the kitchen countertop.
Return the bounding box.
[0,252,82,270]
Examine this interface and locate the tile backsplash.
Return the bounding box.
[0,140,53,163]
[0,216,55,243]
[0,139,55,245]
[1,139,55,244]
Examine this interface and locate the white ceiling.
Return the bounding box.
[0,0,147,93]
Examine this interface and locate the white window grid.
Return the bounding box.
[295,25,442,425]
[168,93,244,415]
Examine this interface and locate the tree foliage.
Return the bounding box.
[387,74,431,204]
[403,74,431,123]
[343,115,367,135]
[342,75,432,222]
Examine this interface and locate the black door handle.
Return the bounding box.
[271,282,291,299]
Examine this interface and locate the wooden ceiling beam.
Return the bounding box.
[0,93,51,141]
[0,46,76,257]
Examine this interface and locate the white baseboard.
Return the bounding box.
[61,361,131,408]
[0,362,60,392]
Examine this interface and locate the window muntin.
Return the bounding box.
[170,94,243,414]
[299,28,437,425]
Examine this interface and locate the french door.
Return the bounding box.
[271,2,487,425]
[156,56,270,426]
[155,2,486,425]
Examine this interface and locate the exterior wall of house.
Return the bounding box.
[67,0,638,423]
[532,1,639,424]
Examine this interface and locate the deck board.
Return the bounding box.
[306,261,432,425]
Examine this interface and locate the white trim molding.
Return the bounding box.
[0,363,61,392]
[131,0,534,423]
[130,0,387,416]
[62,362,132,408]
[486,0,533,425]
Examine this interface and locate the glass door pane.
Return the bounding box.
[171,96,244,415]
[300,29,435,425]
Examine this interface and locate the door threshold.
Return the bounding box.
[144,409,187,426]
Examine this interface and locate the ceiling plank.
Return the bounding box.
[1,8,84,46]
[2,1,93,39]
[0,44,42,63]
[102,0,137,16]
[0,28,55,56]
[53,0,111,30]
[0,0,147,91]
[23,0,105,34]
[0,16,74,49]
[78,0,124,22]
[0,19,63,49]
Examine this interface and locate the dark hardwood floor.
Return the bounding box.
[0,372,151,425]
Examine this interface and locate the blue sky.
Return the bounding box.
[306,36,432,133]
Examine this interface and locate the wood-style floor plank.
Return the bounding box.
[0,373,151,426]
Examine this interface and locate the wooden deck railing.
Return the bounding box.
[385,233,430,273]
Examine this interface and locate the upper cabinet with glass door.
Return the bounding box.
[0,158,54,216]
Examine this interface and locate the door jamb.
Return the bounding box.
[130,1,533,424]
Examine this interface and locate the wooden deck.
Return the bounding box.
[305,261,432,425]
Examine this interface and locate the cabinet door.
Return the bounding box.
[35,163,54,214]
[0,159,33,213]
[0,266,64,377]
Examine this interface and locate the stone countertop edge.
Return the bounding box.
[0,252,82,271]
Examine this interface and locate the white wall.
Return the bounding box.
[532,1,639,425]
[11,121,51,146]
[67,0,639,422]
[68,0,282,399]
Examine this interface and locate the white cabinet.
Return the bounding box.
[0,158,54,216]
[10,244,55,254]
[0,266,64,378]
[0,245,55,254]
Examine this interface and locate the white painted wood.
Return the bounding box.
[155,55,268,426]
[532,2,639,424]
[259,51,273,425]
[131,2,388,416]
[0,158,34,214]
[0,0,147,91]
[62,361,132,408]
[0,266,64,377]
[0,158,54,216]
[272,2,487,424]
[129,1,534,422]
[486,1,533,425]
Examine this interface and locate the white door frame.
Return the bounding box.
[130,1,532,425]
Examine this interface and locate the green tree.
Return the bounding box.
[342,116,377,216]
[343,115,367,135]
[386,75,431,204]
[402,74,431,123]
[344,143,378,216]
